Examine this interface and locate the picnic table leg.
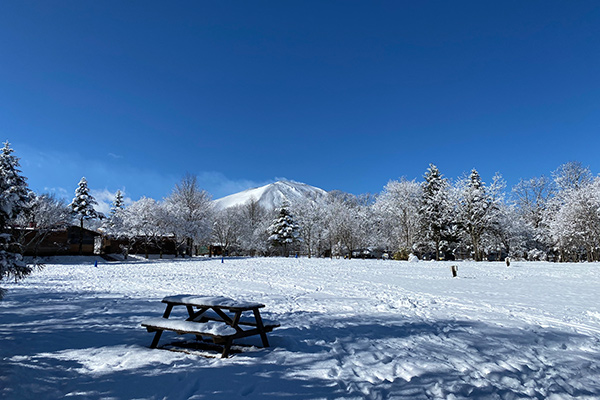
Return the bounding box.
[150,304,173,348]
[253,309,270,347]
[221,338,233,358]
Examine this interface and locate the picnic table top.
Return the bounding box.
[162,294,265,311]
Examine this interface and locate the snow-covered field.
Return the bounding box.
[1,257,599,399]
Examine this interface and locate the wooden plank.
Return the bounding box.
[195,309,280,328]
[142,318,237,337]
[162,295,265,311]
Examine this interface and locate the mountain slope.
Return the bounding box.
[213,180,328,211]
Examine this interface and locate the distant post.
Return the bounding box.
[505,257,511,267]
[451,265,458,278]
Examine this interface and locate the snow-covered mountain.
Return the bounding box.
[213,180,328,211]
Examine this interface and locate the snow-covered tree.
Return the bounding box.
[18,193,70,257]
[293,198,328,258]
[110,190,125,217]
[418,164,453,260]
[511,175,554,257]
[164,174,213,256]
[490,202,530,259]
[103,190,128,240]
[0,142,34,299]
[268,202,301,256]
[552,161,592,193]
[212,206,244,256]
[323,192,364,258]
[547,178,600,262]
[375,178,421,255]
[69,177,100,254]
[455,170,502,261]
[122,197,168,258]
[237,197,269,256]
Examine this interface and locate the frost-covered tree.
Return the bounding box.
[375,178,421,255]
[268,202,301,256]
[122,197,167,258]
[110,190,125,217]
[456,170,502,261]
[512,175,554,256]
[547,178,600,262]
[323,192,364,258]
[552,161,592,193]
[419,164,453,260]
[69,177,100,254]
[103,190,128,240]
[212,206,244,256]
[19,193,70,257]
[165,174,213,256]
[238,197,269,256]
[293,198,328,258]
[0,142,33,299]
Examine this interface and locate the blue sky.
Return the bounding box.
[2,1,599,209]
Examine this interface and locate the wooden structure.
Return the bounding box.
[141,295,280,358]
[451,265,458,278]
[20,226,101,256]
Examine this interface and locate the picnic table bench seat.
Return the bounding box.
[142,317,237,338]
[142,294,279,358]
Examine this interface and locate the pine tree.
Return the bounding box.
[105,190,126,238]
[0,142,33,299]
[419,164,452,260]
[110,190,125,218]
[69,177,99,254]
[457,169,499,261]
[268,202,301,256]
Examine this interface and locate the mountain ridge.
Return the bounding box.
[213,180,328,211]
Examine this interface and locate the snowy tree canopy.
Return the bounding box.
[0,141,31,227]
[375,178,421,254]
[419,164,453,260]
[164,174,213,256]
[0,142,34,299]
[69,177,100,222]
[110,190,125,217]
[69,177,101,255]
[268,202,301,256]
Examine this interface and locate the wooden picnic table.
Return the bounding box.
[141,295,279,358]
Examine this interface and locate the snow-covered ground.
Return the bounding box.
[1,257,599,399]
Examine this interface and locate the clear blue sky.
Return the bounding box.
[2,1,599,207]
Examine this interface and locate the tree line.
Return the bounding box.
[102,161,600,263]
[2,141,600,296]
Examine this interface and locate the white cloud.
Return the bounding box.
[90,189,133,216]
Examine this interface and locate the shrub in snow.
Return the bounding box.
[408,253,419,263]
[393,248,410,260]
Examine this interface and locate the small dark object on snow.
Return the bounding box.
[451,265,458,278]
[505,257,511,267]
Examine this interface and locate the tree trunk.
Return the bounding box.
[78,218,84,255]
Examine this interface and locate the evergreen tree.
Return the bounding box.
[419,164,452,260]
[456,169,499,261]
[110,190,125,218]
[69,177,99,254]
[268,202,301,256]
[0,142,33,299]
[105,190,126,238]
